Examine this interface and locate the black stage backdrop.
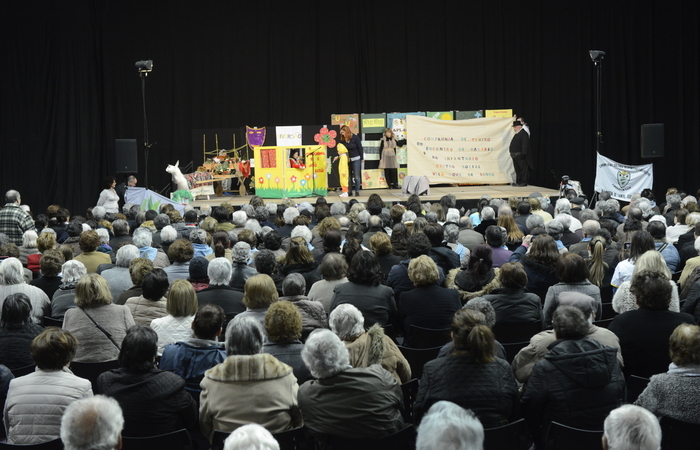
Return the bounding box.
[1,1,698,215]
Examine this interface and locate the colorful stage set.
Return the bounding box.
[177,110,559,208]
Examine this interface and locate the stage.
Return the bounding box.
[188,184,560,209]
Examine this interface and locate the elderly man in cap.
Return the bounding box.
[509,120,531,187]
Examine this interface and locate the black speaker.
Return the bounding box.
[115,139,138,173]
[641,124,664,158]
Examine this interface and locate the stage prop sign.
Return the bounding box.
[254,145,327,198]
[594,153,654,201]
[388,112,425,165]
[406,115,514,185]
[427,111,454,120]
[331,114,360,134]
[125,187,185,214]
[455,110,484,120]
[275,126,302,146]
[361,113,386,133]
[485,109,513,117]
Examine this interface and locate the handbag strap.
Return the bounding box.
[82,308,121,350]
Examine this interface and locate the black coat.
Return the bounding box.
[509,129,533,169]
[399,284,461,342]
[509,247,559,303]
[196,284,246,316]
[95,368,198,437]
[521,338,625,444]
[414,354,519,428]
[484,287,545,328]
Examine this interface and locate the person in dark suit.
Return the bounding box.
[509,120,531,186]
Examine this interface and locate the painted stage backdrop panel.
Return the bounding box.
[254,145,327,198]
[406,115,515,185]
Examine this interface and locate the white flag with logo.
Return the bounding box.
[594,153,653,201]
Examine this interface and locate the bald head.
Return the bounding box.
[4,190,20,204]
[582,220,601,237]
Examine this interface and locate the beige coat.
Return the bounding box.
[199,353,302,441]
[344,324,412,384]
[125,295,168,327]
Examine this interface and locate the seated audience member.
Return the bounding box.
[522,306,625,447]
[51,260,87,319]
[159,304,227,395]
[197,257,246,316]
[262,300,313,384]
[278,273,327,340]
[109,218,133,249]
[509,234,560,303]
[399,255,461,342]
[62,221,83,258]
[473,206,497,235]
[609,269,696,378]
[543,252,602,325]
[125,268,169,326]
[222,423,280,450]
[132,228,170,269]
[27,232,56,274]
[150,279,197,355]
[254,249,284,295]
[424,222,460,274]
[679,235,700,290]
[277,236,320,293]
[386,233,446,305]
[73,230,111,274]
[163,238,194,283]
[611,231,655,290]
[307,253,349,313]
[29,249,64,299]
[0,257,50,324]
[602,405,661,450]
[416,401,484,450]
[613,250,680,314]
[237,274,279,329]
[100,244,140,302]
[312,225,341,264]
[635,323,700,424]
[499,213,524,251]
[557,214,581,249]
[480,262,544,328]
[60,395,124,450]
[369,232,402,283]
[448,244,498,300]
[569,219,600,256]
[648,219,680,272]
[188,256,210,292]
[457,216,485,251]
[298,329,404,446]
[64,274,134,362]
[329,304,411,384]
[206,230,233,262]
[4,328,92,445]
[189,228,213,259]
[0,293,45,370]
[330,250,397,328]
[512,292,623,385]
[115,257,153,305]
[199,316,302,441]
[484,225,512,268]
[414,309,519,428]
[95,326,197,438]
[18,230,40,267]
[229,241,257,291]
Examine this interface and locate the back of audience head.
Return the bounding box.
[75,273,112,307]
[484,225,503,247]
[629,231,655,261]
[319,253,347,282]
[119,325,157,372]
[193,304,225,341]
[556,252,589,283]
[603,404,661,450]
[328,304,364,341]
[226,315,264,356]
[1,293,32,330]
[40,249,65,277]
[498,262,527,290]
[265,300,302,344]
[223,423,280,450]
[31,327,78,371]
[630,269,672,311]
[450,309,495,364]
[406,232,432,260]
[552,305,589,340]
[302,329,349,379]
[416,401,484,450]
[341,237,362,265]
[408,255,440,287]
[464,297,497,328]
[61,395,124,450]
[243,274,278,310]
[166,279,198,318]
[412,217,428,235]
[282,273,306,297]
[347,250,382,286]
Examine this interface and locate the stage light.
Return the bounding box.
[135,60,153,73]
[589,50,605,62]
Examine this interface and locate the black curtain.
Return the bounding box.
[1,0,698,215]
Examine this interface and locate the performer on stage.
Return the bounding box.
[96,176,120,213]
[333,144,350,197]
[289,150,306,169]
[509,121,532,187]
[378,128,405,189]
[339,125,363,197]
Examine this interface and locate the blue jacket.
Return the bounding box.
[159,339,226,392]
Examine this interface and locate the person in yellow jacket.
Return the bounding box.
[333,143,350,197]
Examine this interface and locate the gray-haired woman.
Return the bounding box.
[199,316,302,442]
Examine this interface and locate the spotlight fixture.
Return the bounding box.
[589,50,605,62]
[135,60,153,73]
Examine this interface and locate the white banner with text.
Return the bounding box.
[594,153,654,201]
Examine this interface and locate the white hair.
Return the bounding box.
[357,210,370,225]
[298,201,313,214]
[22,230,38,248]
[160,225,177,244]
[446,208,460,223]
[225,315,264,356]
[283,207,299,225]
[480,206,495,221]
[81,223,92,232]
[60,395,124,450]
[686,212,700,226]
[329,304,365,340]
[402,211,417,223]
[603,404,661,450]
[200,204,212,216]
[0,258,24,286]
[92,206,106,220]
[330,202,346,216]
[245,219,262,236]
[115,244,140,268]
[132,228,153,248]
[648,215,666,225]
[232,211,248,227]
[96,228,110,245]
[208,257,233,285]
[416,401,484,450]
[301,328,349,379]
[223,423,280,450]
[694,236,700,254]
[232,241,251,263]
[557,213,572,230]
[266,203,278,216]
[62,260,87,284]
[291,225,312,244]
[555,198,572,215]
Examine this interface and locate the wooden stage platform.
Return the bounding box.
[189,184,560,208]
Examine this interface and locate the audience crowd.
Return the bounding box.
[0,185,699,449]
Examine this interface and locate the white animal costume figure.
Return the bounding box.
[166,161,189,191]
